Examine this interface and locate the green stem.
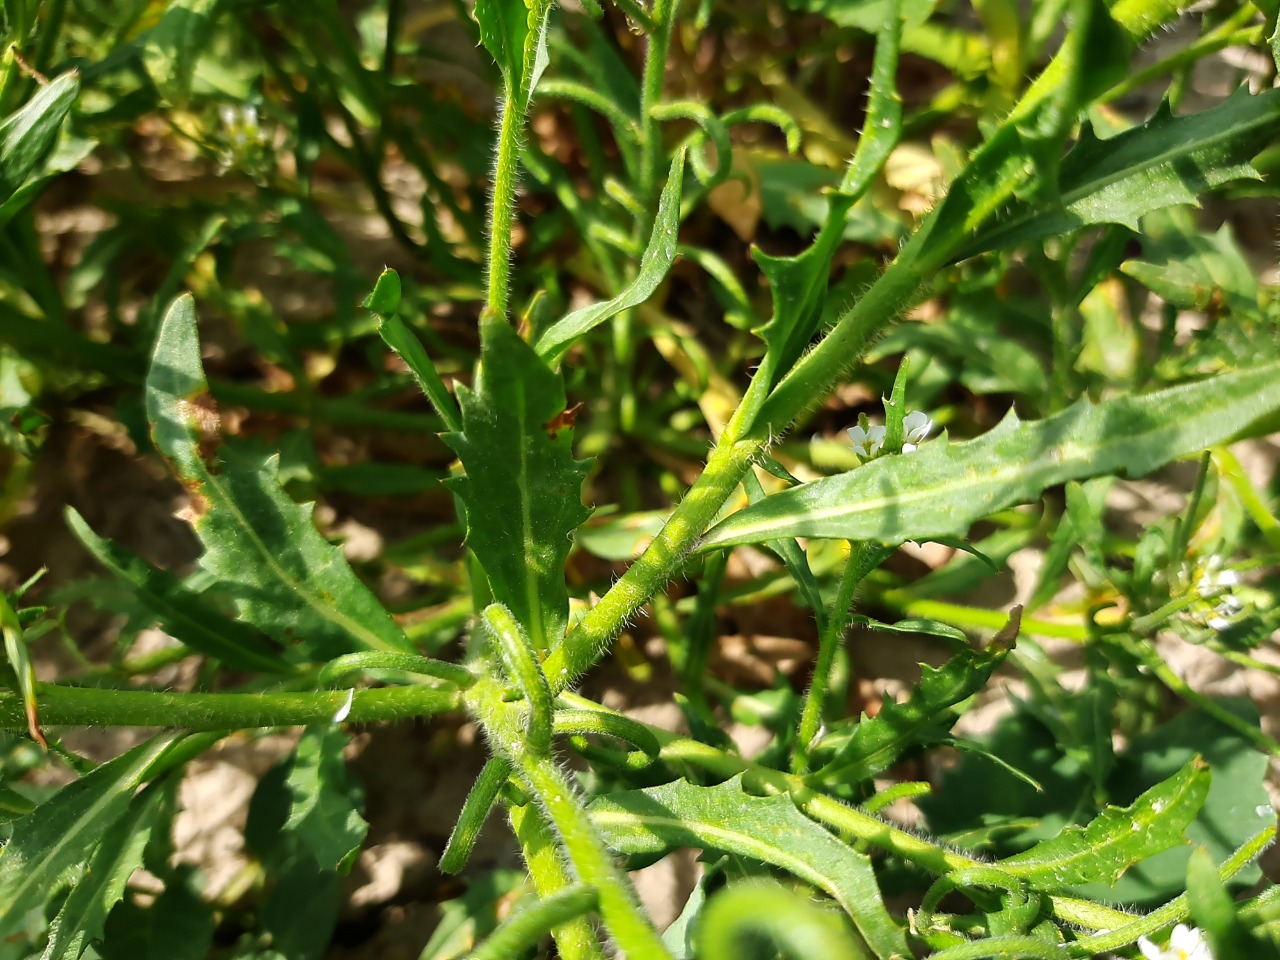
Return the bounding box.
[793,544,874,773]
[484,92,526,321]
[0,684,460,731]
[542,435,763,691]
[470,885,599,960]
[510,802,607,960]
[637,0,677,213]
[1070,825,1276,955]
[516,752,673,959]
[926,936,1063,960]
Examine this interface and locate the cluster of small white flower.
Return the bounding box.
[1193,555,1244,632]
[216,104,272,174]
[1137,923,1213,960]
[848,410,933,460]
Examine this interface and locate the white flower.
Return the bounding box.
[1137,923,1213,960]
[901,410,934,453]
[848,422,885,459]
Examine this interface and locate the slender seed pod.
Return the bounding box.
[695,881,863,960]
[440,757,513,874]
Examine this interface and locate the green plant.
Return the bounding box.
[2,0,1279,957]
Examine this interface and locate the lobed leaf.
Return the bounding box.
[66,507,295,675]
[535,150,685,363]
[590,775,910,959]
[445,317,592,653]
[282,726,369,873]
[1000,757,1210,889]
[146,295,412,660]
[39,784,165,960]
[0,735,176,942]
[811,639,1014,784]
[702,359,1280,549]
[960,87,1280,258]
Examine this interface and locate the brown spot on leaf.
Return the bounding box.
[178,392,225,465]
[542,403,583,440]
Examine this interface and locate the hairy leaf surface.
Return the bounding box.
[590,776,909,958]
[0,736,175,941]
[1001,757,1210,889]
[40,785,165,960]
[961,87,1280,258]
[446,317,591,652]
[812,641,1013,784]
[67,508,294,674]
[703,360,1280,548]
[147,296,411,659]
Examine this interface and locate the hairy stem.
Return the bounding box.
[484,94,525,321]
[0,684,460,731]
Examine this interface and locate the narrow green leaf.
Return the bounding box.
[0,71,79,200]
[146,295,412,659]
[1000,757,1210,889]
[474,0,551,105]
[702,359,1280,549]
[838,0,904,197]
[1188,848,1280,960]
[0,590,42,747]
[378,313,463,434]
[961,87,1280,258]
[141,0,220,106]
[66,508,295,675]
[535,150,685,362]
[283,726,368,873]
[811,640,1014,784]
[40,785,165,960]
[590,775,910,959]
[0,735,176,941]
[445,317,591,653]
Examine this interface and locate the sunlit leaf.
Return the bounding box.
[446,317,591,653]
[146,296,412,660]
[40,784,165,960]
[0,736,176,942]
[590,776,910,959]
[961,87,1280,258]
[536,150,685,362]
[1000,757,1209,889]
[702,360,1280,548]
[0,71,79,200]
